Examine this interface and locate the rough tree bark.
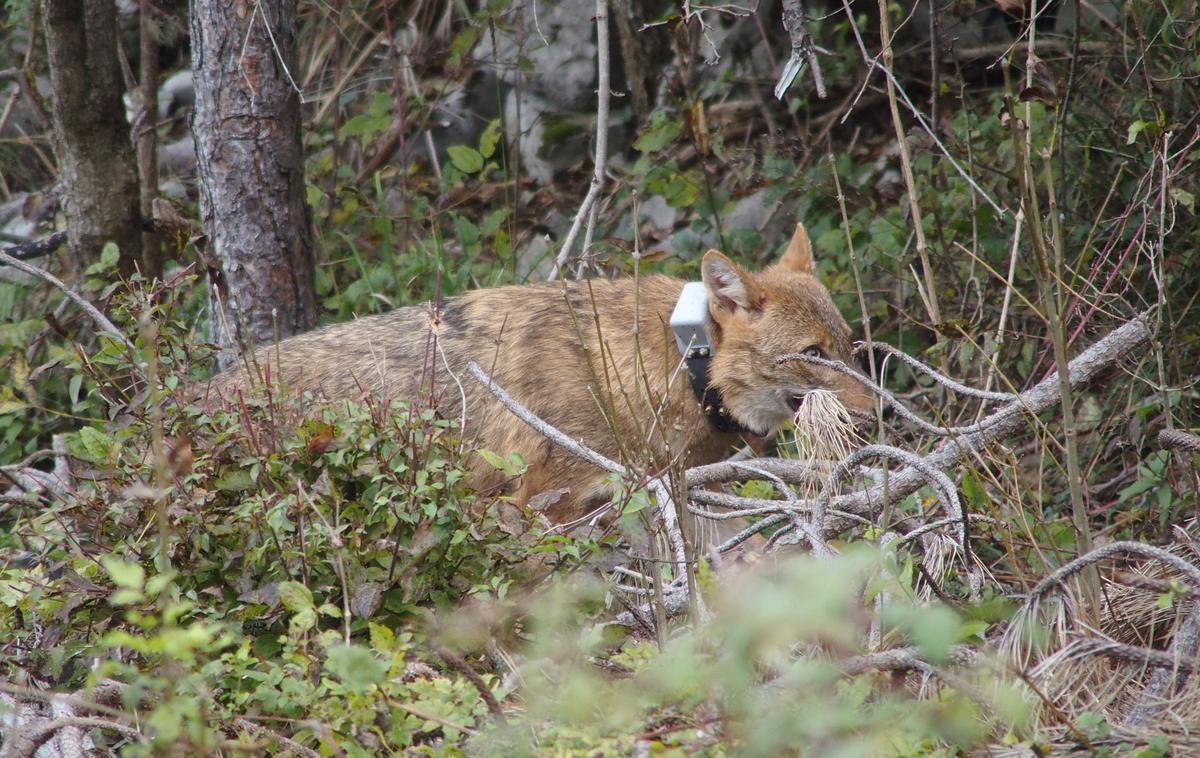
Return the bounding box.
[190,0,318,365]
[41,0,144,280]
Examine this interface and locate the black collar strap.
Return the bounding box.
[669,282,749,435]
[681,346,747,434]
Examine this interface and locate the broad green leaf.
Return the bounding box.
[277,580,314,613]
[447,145,484,174]
[101,556,145,591]
[479,118,502,159]
[325,644,387,693]
[99,242,120,268]
[78,426,118,462]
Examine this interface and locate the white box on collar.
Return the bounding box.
[669,281,713,359]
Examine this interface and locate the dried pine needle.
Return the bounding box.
[791,389,860,461]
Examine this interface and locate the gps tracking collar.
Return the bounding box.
[668,282,746,434]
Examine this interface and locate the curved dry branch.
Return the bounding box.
[0,249,135,351]
[1027,541,1200,602]
[788,313,1151,530]
[853,340,1017,402]
[778,352,1021,437]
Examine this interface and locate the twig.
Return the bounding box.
[435,646,505,722]
[778,353,1019,437]
[0,67,50,129]
[231,719,321,758]
[834,0,1003,215]
[1,231,67,262]
[1060,637,1196,676]
[1125,590,1200,726]
[810,444,963,546]
[0,715,142,758]
[838,644,981,675]
[468,361,701,616]
[1027,542,1200,603]
[0,249,134,350]
[876,0,940,328]
[775,0,826,99]
[1160,429,1200,455]
[772,313,1152,530]
[550,0,610,278]
[853,341,1017,402]
[466,362,623,476]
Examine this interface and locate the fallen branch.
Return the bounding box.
[0,231,67,262]
[838,644,981,675]
[805,312,1150,531]
[1010,540,1200,727]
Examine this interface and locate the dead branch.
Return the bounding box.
[838,644,981,675]
[0,231,67,262]
[467,361,702,618]
[1027,542,1200,602]
[466,361,622,476]
[1160,429,1200,455]
[853,341,1017,402]
[786,312,1150,533]
[0,249,135,351]
[435,645,506,722]
[1124,594,1200,726]
[230,719,321,758]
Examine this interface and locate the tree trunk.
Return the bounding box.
[189,0,318,366]
[41,0,143,280]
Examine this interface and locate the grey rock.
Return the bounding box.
[637,194,677,232]
[476,0,597,111]
[158,69,195,120]
[158,135,197,177]
[504,88,590,184]
[516,231,556,280]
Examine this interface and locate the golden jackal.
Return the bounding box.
[206,224,873,525]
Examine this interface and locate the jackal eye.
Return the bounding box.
[802,346,826,360]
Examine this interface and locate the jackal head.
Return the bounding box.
[700,223,875,436]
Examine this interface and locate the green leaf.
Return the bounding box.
[1126,119,1150,144]
[78,426,118,463]
[145,572,176,597]
[215,469,256,493]
[369,622,397,654]
[325,644,387,693]
[447,145,484,174]
[448,25,481,67]
[479,119,502,159]
[277,581,314,613]
[101,556,145,591]
[477,448,514,475]
[453,215,480,247]
[634,112,682,152]
[69,373,84,406]
[1170,187,1195,214]
[99,242,120,268]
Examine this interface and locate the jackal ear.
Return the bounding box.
[702,250,755,318]
[777,222,814,274]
